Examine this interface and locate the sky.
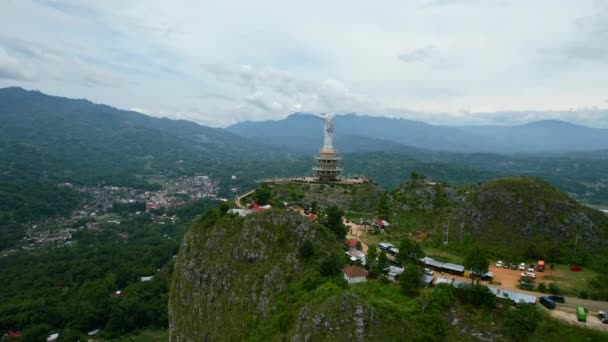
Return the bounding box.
[1,0,607,127]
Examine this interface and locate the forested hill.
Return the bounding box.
[0,87,272,186]
[226,112,608,154]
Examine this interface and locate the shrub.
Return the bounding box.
[400,264,423,296]
[299,240,314,259]
[319,255,342,277]
[549,282,560,295]
[537,282,547,293]
[454,284,495,308]
[503,304,542,340]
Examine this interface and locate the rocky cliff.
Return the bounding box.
[392,177,608,262]
[169,209,386,341]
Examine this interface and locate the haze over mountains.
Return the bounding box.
[227,113,608,154]
[0,87,274,186]
[3,87,608,206]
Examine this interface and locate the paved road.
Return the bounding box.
[558,296,608,312]
[439,272,608,312]
[235,189,254,209]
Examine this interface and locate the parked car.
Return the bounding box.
[528,267,535,273]
[548,295,565,303]
[503,262,511,269]
[598,311,608,324]
[511,263,518,270]
[521,272,536,279]
[424,268,434,276]
[519,262,526,271]
[537,260,545,272]
[540,296,556,309]
[577,306,587,322]
[496,260,503,268]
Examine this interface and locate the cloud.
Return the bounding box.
[0,48,36,81]
[544,1,608,63]
[1,0,607,127]
[397,46,439,63]
[199,63,377,123]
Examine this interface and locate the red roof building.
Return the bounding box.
[348,238,358,248]
[343,265,369,284]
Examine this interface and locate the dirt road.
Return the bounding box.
[345,220,369,254]
[547,306,608,332]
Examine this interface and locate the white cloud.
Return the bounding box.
[0,0,607,127]
[0,48,36,81]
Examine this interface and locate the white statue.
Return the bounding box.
[315,113,335,149]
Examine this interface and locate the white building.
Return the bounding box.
[343,265,369,284]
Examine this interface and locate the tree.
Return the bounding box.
[366,245,378,276]
[252,183,272,205]
[454,284,495,308]
[524,244,539,260]
[377,251,389,276]
[549,282,560,295]
[325,205,345,239]
[299,240,314,259]
[396,238,424,266]
[377,193,390,220]
[320,255,342,276]
[464,246,489,282]
[503,304,542,340]
[310,201,319,214]
[588,273,608,300]
[410,171,426,181]
[400,264,423,295]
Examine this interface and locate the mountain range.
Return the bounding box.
[0,87,273,187]
[2,87,608,207]
[227,113,608,154]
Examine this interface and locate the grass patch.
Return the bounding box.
[543,264,596,295]
[423,247,464,264]
[112,329,168,341]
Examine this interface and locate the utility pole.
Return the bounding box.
[443,221,449,245]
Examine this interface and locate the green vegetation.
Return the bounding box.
[0,199,218,340]
[325,205,345,238]
[387,176,608,271]
[464,246,490,280]
[399,264,423,295]
[252,183,272,205]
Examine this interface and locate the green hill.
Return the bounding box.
[169,208,447,340]
[0,87,268,186]
[169,204,608,341]
[390,177,608,266]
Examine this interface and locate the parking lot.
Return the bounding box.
[488,264,565,290]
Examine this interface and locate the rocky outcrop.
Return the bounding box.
[393,177,608,258]
[169,209,379,341]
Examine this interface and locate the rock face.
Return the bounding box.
[392,177,608,259]
[271,182,382,213]
[168,209,377,341]
[453,178,608,257]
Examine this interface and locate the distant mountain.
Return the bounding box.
[227,113,608,153]
[460,119,608,153]
[227,113,486,153]
[0,87,267,186]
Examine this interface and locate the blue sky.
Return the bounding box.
[1,0,607,127]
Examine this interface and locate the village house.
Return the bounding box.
[342,265,369,284]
